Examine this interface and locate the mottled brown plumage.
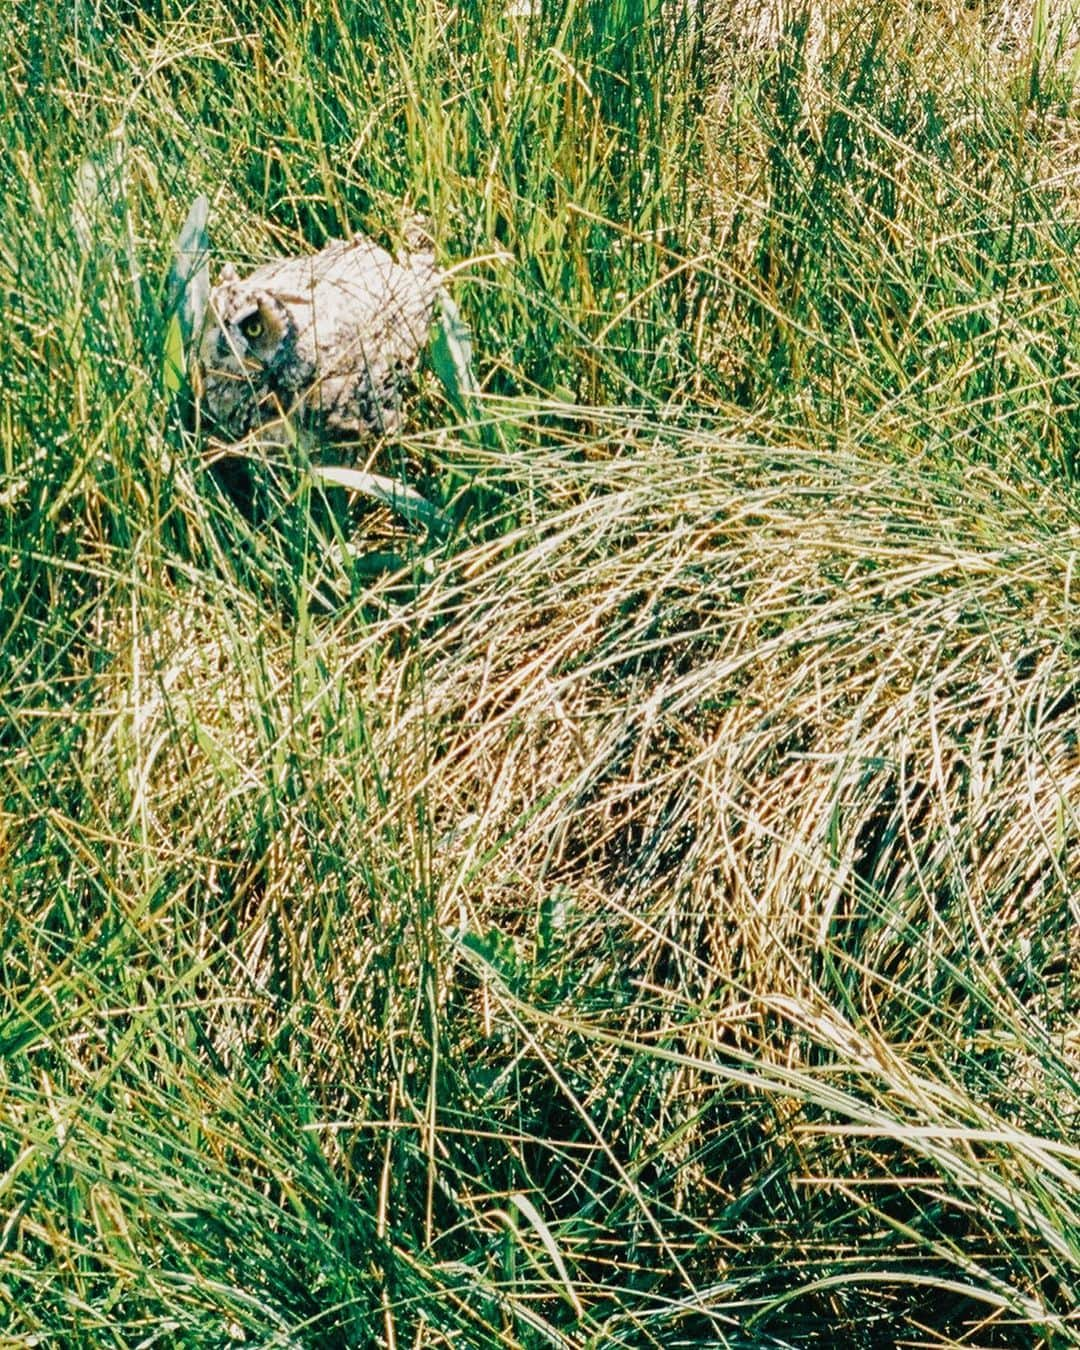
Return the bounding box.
[197,234,440,449]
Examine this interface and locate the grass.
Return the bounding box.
[3,0,1080,1344]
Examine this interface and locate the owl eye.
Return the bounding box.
[239,311,265,341]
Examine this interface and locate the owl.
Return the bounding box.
[196,233,441,448]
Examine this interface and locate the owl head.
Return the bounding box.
[196,264,297,435]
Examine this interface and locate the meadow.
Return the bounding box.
[3,1,1080,1344]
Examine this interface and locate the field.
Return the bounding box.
[4,1,1080,1345]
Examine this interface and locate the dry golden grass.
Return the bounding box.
[45,408,1077,1340]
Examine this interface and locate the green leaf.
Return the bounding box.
[458,927,523,987]
[162,194,211,395]
[308,464,449,538]
[166,194,211,345]
[431,292,479,415]
[162,311,186,395]
[538,886,571,957]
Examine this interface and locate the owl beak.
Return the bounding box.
[210,331,259,372]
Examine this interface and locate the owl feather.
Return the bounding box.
[197,234,441,450]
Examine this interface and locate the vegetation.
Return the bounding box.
[3,0,1080,1344]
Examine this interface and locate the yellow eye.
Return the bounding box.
[240,312,264,340]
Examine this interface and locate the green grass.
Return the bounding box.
[4,0,1080,1345]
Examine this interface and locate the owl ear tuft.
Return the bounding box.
[256,293,287,335]
[220,263,238,283]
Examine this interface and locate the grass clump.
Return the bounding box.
[3,1,1080,1345]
